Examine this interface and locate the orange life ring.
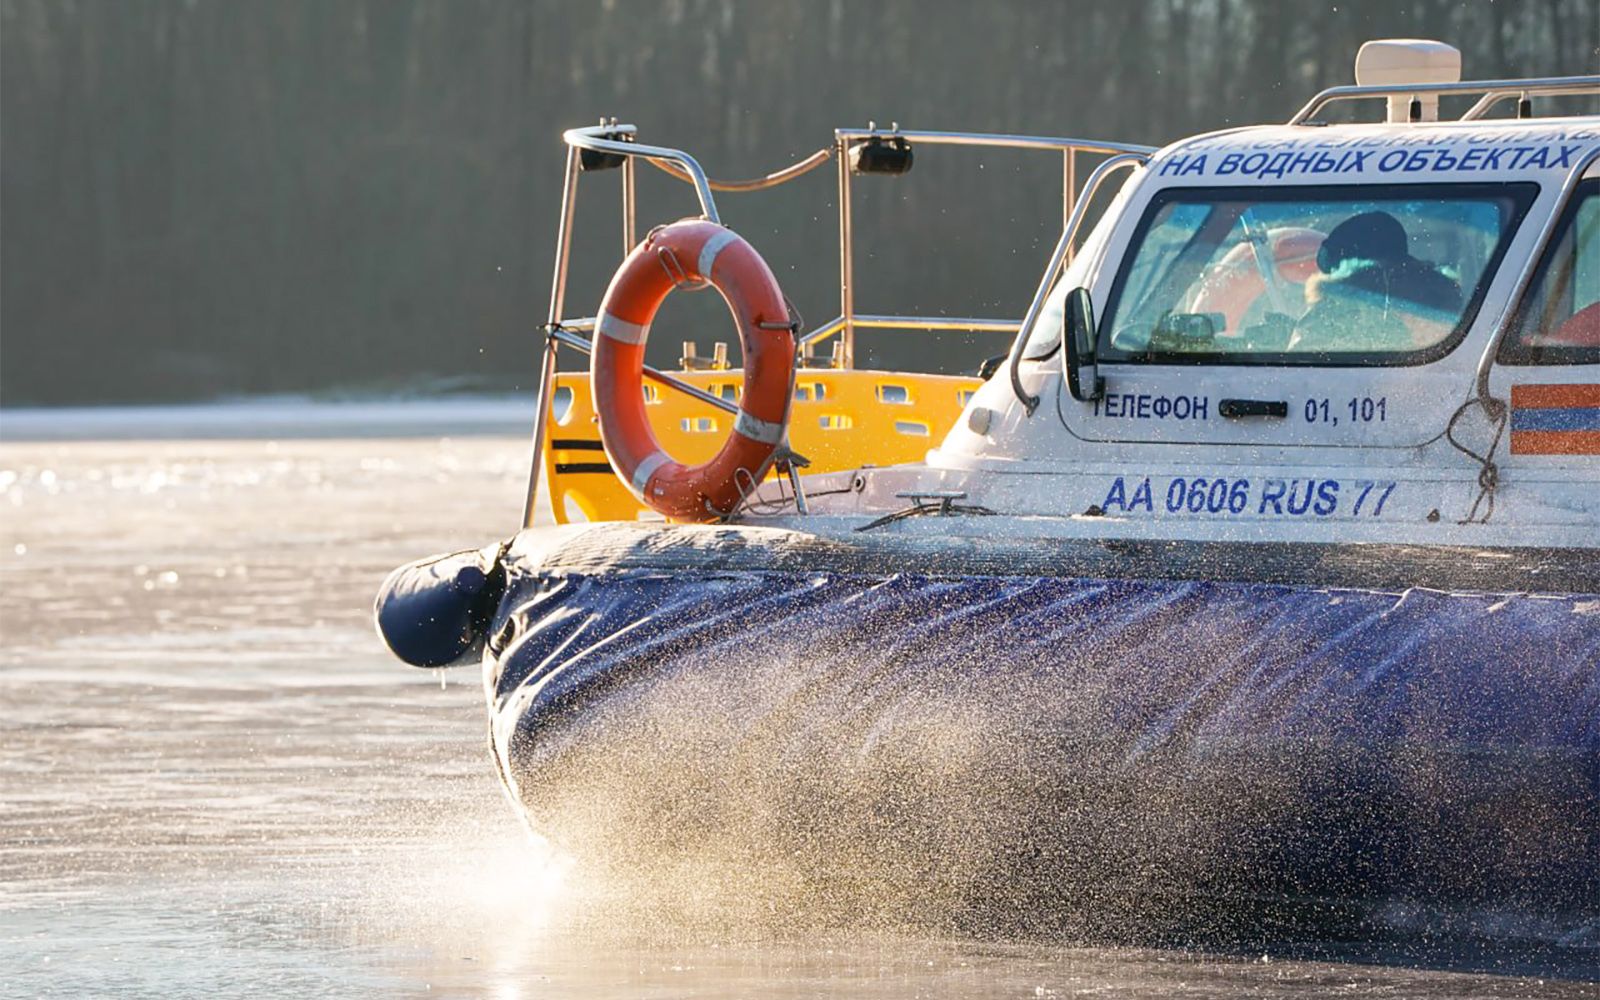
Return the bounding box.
[590,220,795,521]
[1191,227,1324,334]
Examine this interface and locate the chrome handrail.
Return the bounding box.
[1290,75,1600,125]
[546,324,811,507]
[547,325,740,416]
[522,143,582,527]
[563,124,722,223]
[1473,142,1600,404]
[1005,152,1148,415]
[848,314,1021,333]
[563,312,1018,363]
[525,124,727,525]
[797,315,1021,351]
[1461,81,1600,120]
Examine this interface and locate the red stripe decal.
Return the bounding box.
[1510,383,1600,409]
[1509,429,1600,455]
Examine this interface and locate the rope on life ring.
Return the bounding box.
[590,219,796,521]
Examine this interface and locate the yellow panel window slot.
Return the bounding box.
[561,495,591,523]
[552,385,575,424]
[957,390,976,407]
[876,384,912,404]
[819,414,854,430]
[680,416,719,433]
[894,420,930,436]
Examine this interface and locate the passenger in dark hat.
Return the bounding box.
[1293,210,1462,352]
[1317,211,1408,274]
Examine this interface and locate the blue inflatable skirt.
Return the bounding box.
[379,527,1600,940]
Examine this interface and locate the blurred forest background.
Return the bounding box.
[3,0,1598,405]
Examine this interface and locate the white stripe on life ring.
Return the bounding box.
[697,229,740,281]
[630,450,672,495]
[597,311,648,345]
[733,409,784,445]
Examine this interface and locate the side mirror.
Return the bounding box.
[1062,287,1104,402]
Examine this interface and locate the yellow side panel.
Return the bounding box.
[542,369,982,523]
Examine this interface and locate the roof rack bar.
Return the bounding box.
[1290,75,1600,125]
[1460,81,1600,120]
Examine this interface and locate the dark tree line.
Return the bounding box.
[2,0,1596,405]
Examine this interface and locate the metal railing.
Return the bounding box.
[826,128,1154,368]
[520,121,1154,525]
[797,314,1021,352]
[1289,75,1600,125]
[547,321,742,416]
[563,124,721,223]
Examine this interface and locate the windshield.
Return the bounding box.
[1100,183,1537,365]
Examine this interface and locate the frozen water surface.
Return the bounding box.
[0,403,1591,998]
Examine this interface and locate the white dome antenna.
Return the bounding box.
[1354,39,1462,122]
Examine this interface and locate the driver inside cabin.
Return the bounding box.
[1104,188,1522,360]
[1291,210,1461,352]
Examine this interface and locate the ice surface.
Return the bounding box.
[0,407,1592,996]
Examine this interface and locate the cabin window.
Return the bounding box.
[1099,183,1537,366]
[1499,179,1600,366]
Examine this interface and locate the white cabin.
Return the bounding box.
[775,69,1600,550]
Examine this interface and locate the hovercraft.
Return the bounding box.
[379,41,1600,940]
